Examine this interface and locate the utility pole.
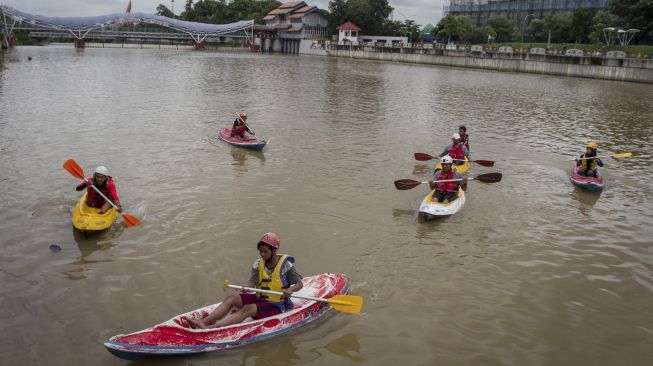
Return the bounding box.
[171,0,175,14]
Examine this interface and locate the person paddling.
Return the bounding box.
[187,232,303,329]
[429,156,464,203]
[75,166,122,214]
[231,112,255,139]
[439,133,470,167]
[576,142,603,177]
[458,125,470,150]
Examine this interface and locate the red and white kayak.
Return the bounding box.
[570,166,604,191]
[104,273,349,360]
[218,128,266,151]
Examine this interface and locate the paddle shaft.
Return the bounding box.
[86,180,121,212]
[419,177,468,185]
[226,283,332,304]
[576,155,617,161]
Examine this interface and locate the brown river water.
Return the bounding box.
[1,45,652,365]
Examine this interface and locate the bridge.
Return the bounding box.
[0,5,255,50]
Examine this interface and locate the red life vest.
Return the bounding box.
[436,170,458,192]
[448,143,464,160]
[231,124,247,138]
[86,178,117,208]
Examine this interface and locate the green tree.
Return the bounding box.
[327,0,393,35]
[181,0,195,21]
[527,19,545,42]
[487,16,517,42]
[570,8,596,43]
[435,15,473,43]
[548,13,573,43]
[609,0,653,38]
[590,11,622,44]
[156,4,175,18]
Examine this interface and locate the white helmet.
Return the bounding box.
[441,155,453,164]
[95,166,108,176]
[452,133,461,140]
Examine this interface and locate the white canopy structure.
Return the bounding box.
[1,5,254,45]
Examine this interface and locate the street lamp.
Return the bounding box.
[521,13,535,43]
[618,28,639,46]
[171,0,175,14]
[602,27,615,46]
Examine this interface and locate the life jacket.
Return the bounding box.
[448,143,464,160]
[231,124,247,138]
[435,170,458,193]
[257,254,294,302]
[580,154,598,171]
[86,177,116,208]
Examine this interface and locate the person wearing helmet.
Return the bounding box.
[187,232,303,329]
[439,132,470,166]
[458,125,470,150]
[231,111,255,139]
[576,142,603,177]
[75,166,122,214]
[430,156,464,203]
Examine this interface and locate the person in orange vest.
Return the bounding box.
[75,166,122,214]
[187,232,303,329]
[231,112,255,139]
[430,156,464,203]
[576,142,603,177]
[439,133,470,166]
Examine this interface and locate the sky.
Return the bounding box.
[2,0,445,28]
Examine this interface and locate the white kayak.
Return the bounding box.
[418,187,465,220]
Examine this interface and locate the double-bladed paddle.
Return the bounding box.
[394,172,503,190]
[572,152,632,161]
[223,280,363,314]
[63,159,141,227]
[414,152,495,167]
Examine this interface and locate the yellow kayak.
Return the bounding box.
[435,157,471,174]
[71,191,118,231]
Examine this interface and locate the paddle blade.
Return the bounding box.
[394,179,423,190]
[122,213,141,227]
[327,295,363,314]
[63,159,85,180]
[475,172,503,183]
[414,153,435,161]
[473,159,495,167]
[611,152,632,159]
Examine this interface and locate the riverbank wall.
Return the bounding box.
[326,48,653,84]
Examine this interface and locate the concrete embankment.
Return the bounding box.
[327,49,653,84]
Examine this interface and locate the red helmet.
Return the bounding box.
[258,232,280,249]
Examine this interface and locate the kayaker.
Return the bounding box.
[458,125,470,150]
[187,232,303,329]
[231,112,255,139]
[576,142,603,177]
[430,156,464,203]
[439,133,470,166]
[75,166,122,214]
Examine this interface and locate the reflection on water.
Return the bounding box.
[573,187,602,207]
[239,337,300,366]
[411,164,431,176]
[60,228,117,280]
[323,332,364,363]
[230,147,266,167]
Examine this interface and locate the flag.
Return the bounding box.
[126,1,132,13]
